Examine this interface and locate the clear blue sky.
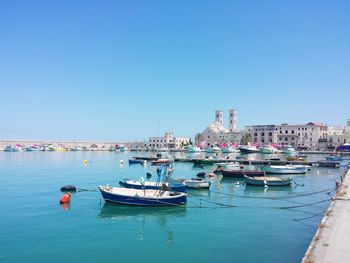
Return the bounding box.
[0,0,349,141]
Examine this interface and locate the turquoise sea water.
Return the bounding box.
[0,151,345,263]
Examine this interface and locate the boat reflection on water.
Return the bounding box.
[99,204,187,244]
[99,203,187,220]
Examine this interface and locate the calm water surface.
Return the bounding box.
[0,151,345,263]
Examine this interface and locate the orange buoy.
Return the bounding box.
[60,192,71,204]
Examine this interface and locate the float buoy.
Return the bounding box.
[83,160,89,165]
[120,160,124,164]
[60,193,71,204]
[60,185,77,192]
[196,172,206,177]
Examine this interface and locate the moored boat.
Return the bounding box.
[206,145,221,153]
[193,159,215,165]
[244,175,292,186]
[283,146,298,155]
[259,145,278,154]
[262,165,307,174]
[325,155,343,161]
[99,186,187,206]
[128,159,144,165]
[221,169,265,178]
[186,145,203,152]
[238,145,260,154]
[4,145,20,152]
[216,162,240,169]
[220,146,240,153]
[175,178,211,189]
[119,179,187,192]
[150,159,171,165]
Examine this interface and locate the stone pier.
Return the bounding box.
[302,166,350,263]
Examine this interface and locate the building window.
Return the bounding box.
[285,138,288,141]
[285,130,288,134]
[292,130,294,134]
[268,132,272,136]
[254,133,257,136]
[261,132,265,136]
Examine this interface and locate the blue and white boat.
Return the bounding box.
[119,179,187,192]
[99,186,187,206]
[262,165,307,174]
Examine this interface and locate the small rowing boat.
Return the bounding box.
[244,175,292,186]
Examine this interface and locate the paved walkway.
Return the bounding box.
[302,167,350,263]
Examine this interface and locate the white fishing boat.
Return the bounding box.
[186,145,204,152]
[259,145,278,154]
[262,165,308,174]
[283,146,298,155]
[176,178,211,189]
[206,146,221,153]
[216,162,240,169]
[220,146,240,153]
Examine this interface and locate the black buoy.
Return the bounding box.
[60,185,77,192]
[196,172,206,177]
[146,172,152,178]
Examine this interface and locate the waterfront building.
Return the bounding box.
[131,132,190,150]
[196,109,244,145]
[245,125,278,144]
[245,122,328,149]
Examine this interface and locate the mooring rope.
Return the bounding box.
[209,188,336,200]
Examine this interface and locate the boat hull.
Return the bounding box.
[244,175,292,186]
[177,179,211,189]
[119,179,187,192]
[262,166,307,174]
[128,159,144,164]
[99,187,187,206]
[221,169,265,178]
[238,147,260,154]
[193,159,215,165]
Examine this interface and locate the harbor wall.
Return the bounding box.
[302,165,350,263]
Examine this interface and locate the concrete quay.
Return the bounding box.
[302,167,350,263]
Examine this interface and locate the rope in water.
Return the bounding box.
[208,188,336,200]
